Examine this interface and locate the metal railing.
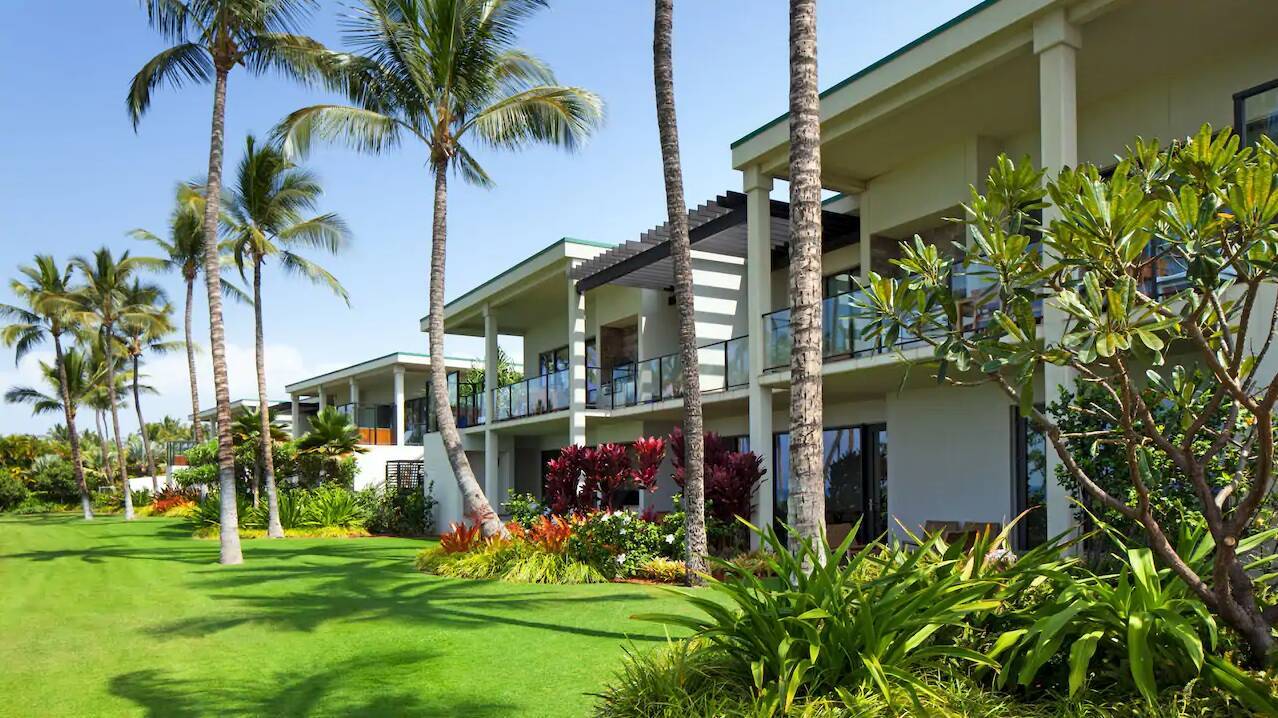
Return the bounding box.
[594,336,749,410]
[336,403,397,445]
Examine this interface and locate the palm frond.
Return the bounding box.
[273,104,405,158]
[278,252,349,305]
[464,84,603,153]
[126,42,214,129]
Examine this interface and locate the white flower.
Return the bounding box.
[664,534,675,544]
[616,553,627,564]
[619,528,627,535]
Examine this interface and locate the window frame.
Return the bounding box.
[1233,78,1278,146]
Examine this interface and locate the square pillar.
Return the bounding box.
[567,263,587,447]
[1035,7,1080,539]
[483,305,501,501]
[744,166,775,545]
[348,377,360,407]
[393,366,406,446]
[317,386,327,411]
[291,395,301,439]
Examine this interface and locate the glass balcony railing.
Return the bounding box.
[493,368,570,422]
[336,402,397,445]
[594,336,748,410]
[763,292,865,370]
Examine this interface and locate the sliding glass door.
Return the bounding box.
[773,424,888,545]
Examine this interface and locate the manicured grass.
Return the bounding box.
[0,514,693,717]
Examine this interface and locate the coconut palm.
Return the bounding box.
[82,341,130,492]
[130,183,246,445]
[69,249,164,521]
[0,256,95,520]
[3,346,102,515]
[130,0,333,563]
[118,280,180,493]
[296,407,367,484]
[652,0,707,585]
[274,0,603,537]
[226,134,349,538]
[787,0,826,551]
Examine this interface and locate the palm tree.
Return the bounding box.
[0,257,95,520]
[118,281,179,493]
[274,0,603,537]
[3,347,101,516]
[83,341,129,495]
[226,134,349,538]
[652,0,707,585]
[131,183,245,445]
[70,249,164,521]
[231,409,289,507]
[130,0,332,563]
[296,407,367,484]
[787,0,826,551]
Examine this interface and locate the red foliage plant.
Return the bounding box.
[440,520,484,554]
[152,486,199,514]
[668,427,765,524]
[543,438,667,514]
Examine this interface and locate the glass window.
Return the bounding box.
[1014,407,1048,550]
[1236,80,1278,146]
[773,424,888,544]
[538,346,569,376]
[824,270,855,298]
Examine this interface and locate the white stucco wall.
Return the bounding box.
[884,382,1013,538]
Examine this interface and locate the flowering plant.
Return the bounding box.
[544,438,667,513]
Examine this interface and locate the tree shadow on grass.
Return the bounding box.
[108,650,515,717]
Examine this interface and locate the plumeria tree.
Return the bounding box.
[858,125,1278,665]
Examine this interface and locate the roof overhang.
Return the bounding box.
[571,192,859,292]
[729,0,1124,182]
[284,352,478,395]
[420,238,614,335]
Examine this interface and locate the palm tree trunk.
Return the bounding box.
[95,409,112,489]
[103,330,134,521]
[427,161,505,538]
[185,275,203,443]
[787,0,826,554]
[653,0,706,585]
[252,258,284,537]
[201,66,243,564]
[52,333,92,520]
[132,354,160,493]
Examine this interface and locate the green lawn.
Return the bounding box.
[0,514,692,717]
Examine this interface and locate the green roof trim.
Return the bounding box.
[424,237,615,321]
[729,0,1003,151]
[822,193,847,206]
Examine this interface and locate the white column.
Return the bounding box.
[291,395,301,439]
[393,366,406,446]
[317,386,327,411]
[348,377,360,407]
[858,193,872,283]
[483,305,501,502]
[567,263,587,447]
[1035,8,1080,539]
[745,166,775,545]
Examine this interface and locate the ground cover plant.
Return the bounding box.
[0,514,694,717]
[185,485,374,538]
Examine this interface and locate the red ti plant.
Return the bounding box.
[669,427,765,524]
[543,438,667,513]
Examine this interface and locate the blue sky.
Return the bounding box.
[0,0,977,434]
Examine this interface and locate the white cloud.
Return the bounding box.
[0,341,344,437]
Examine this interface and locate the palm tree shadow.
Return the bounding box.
[109,651,515,717]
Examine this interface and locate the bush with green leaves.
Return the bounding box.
[362,482,436,536]
[989,518,1278,712]
[417,538,607,585]
[0,469,30,511]
[502,490,544,529]
[566,510,676,579]
[302,484,369,528]
[188,486,369,534]
[27,457,86,505]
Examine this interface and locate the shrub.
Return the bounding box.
[0,470,30,511]
[242,490,306,530]
[300,484,367,529]
[635,522,1065,711]
[508,514,575,553]
[152,487,199,514]
[990,519,1278,713]
[635,557,686,583]
[544,440,665,514]
[502,490,544,529]
[567,510,669,579]
[9,496,66,515]
[28,458,84,504]
[416,538,606,585]
[362,482,437,536]
[440,520,484,554]
[668,428,765,526]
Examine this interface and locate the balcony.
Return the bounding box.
[493,368,570,422]
[336,403,396,445]
[595,336,748,410]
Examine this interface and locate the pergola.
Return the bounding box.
[571,190,860,291]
